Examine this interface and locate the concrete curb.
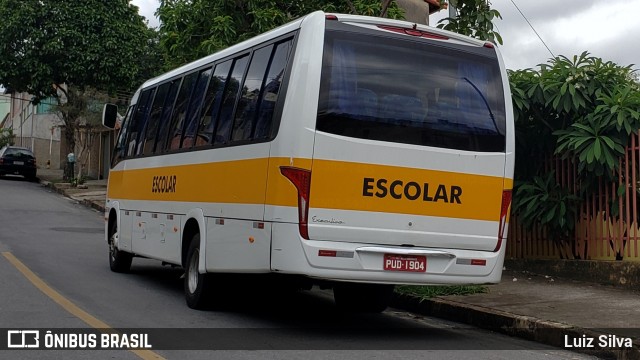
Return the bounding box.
[40,180,67,197]
[41,180,106,213]
[392,293,640,360]
[81,199,106,213]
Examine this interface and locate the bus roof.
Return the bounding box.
[131,11,493,103]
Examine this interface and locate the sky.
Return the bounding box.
[131,0,640,71]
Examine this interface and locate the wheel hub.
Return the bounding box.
[109,231,119,259]
[188,249,199,294]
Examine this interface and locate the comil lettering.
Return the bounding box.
[152,175,177,193]
[362,177,462,204]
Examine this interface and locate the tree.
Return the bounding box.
[437,0,502,44]
[53,86,116,180]
[134,27,165,88]
[156,0,404,69]
[510,52,640,258]
[0,128,14,148]
[0,0,157,154]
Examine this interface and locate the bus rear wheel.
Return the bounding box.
[108,221,132,273]
[333,283,394,313]
[184,234,212,309]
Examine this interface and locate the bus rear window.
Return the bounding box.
[316,30,506,152]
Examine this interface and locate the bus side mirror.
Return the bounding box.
[102,104,119,129]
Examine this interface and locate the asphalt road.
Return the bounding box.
[0,175,598,360]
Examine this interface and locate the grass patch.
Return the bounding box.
[395,285,488,300]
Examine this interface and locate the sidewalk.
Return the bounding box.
[37,169,640,359]
[394,270,640,359]
[38,168,108,212]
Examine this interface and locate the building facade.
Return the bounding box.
[2,92,65,170]
[397,0,443,25]
[1,88,124,180]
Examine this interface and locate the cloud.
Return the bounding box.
[477,0,640,70]
[131,0,160,28]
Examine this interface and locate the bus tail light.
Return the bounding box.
[377,25,449,40]
[494,189,512,251]
[280,166,311,240]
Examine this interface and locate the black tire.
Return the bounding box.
[184,234,212,309]
[108,220,132,273]
[333,283,394,313]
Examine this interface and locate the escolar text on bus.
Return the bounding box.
[152,175,177,193]
[362,177,462,204]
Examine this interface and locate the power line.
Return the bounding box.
[507,0,555,58]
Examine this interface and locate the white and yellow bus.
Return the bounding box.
[103,11,514,312]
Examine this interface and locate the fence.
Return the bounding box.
[506,133,640,262]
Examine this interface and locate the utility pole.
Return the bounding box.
[30,103,35,151]
[20,104,23,147]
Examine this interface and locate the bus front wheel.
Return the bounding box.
[184,234,212,309]
[108,221,132,273]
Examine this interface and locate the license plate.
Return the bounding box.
[14,161,24,165]
[383,254,426,272]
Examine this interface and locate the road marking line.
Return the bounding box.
[2,251,165,360]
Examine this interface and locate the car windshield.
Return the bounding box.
[4,148,34,158]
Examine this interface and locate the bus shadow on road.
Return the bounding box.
[121,262,435,326]
[109,262,533,351]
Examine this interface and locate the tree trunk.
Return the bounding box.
[380,0,393,17]
[64,120,76,156]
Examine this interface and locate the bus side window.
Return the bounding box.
[154,79,181,154]
[180,67,212,149]
[231,45,273,142]
[166,72,198,152]
[142,82,171,156]
[214,55,249,145]
[136,88,157,156]
[126,88,155,157]
[254,39,292,139]
[196,61,232,148]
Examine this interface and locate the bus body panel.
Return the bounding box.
[271,222,505,284]
[308,132,508,251]
[205,217,271,272]
[130,210,182,262]
[262,12,324,224]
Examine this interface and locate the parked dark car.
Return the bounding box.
[0,146,37,181]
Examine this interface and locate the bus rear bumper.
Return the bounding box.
[271,223,506,285]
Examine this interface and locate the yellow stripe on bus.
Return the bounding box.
[108,158,271,203]
[309,160,511,222]
[107,157,511,222]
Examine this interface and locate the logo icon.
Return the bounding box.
[7,330,39,348]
